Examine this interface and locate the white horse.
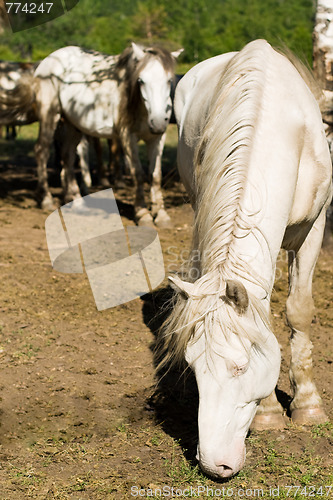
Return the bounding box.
[163,40,332,479]
[0,44,182,226]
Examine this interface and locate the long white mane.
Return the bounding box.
[193,42,271,284]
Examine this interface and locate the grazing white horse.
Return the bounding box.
[0,44,182,226]
[163,40,332,479]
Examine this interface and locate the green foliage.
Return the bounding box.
[0,0,316,64]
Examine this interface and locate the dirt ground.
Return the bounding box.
[0,129,332,499]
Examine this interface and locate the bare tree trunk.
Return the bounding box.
[0,0,10,33]
[313,0,333,246]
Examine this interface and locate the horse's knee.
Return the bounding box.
[34,141,43,158]
[286,293,314,334]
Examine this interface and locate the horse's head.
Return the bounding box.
[131,43,183,135]
[168,274,281,479]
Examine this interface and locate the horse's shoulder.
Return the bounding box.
[179,53,236,92]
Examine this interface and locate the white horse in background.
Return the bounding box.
[163,40,332,479]
[0,44,182,226]
[0,64,110,189]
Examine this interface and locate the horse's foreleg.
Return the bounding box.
[59,122,82,203]
[146,133,172,228]
[35,112,61,210]
[250,392,285,430]
[122,132,153,226]
[286,210,328,425]
[77,136,92,195]
[323,203,333,247]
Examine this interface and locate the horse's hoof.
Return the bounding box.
[114,178,126,189]
[99,177,111,188]
[80,185,90,196]
[136,211,154,227]
[155,210,172,228]
[250,413,287,431]
[64,193,81,204]
[291,407,328,425]
[41,196,56,211]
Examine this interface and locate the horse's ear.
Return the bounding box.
[169,275,194,299]
[131,42,146,61]
[171,48,184,59]
[225,280,249,314]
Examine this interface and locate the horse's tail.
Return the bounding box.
[0,73,38,125]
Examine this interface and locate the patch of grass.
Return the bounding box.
[264,446,279,470]
[9,466,45,487]
[166,457,206,485]
[68,471,93,492]
[117,422,129,434]
[12,342,40,359]
[150,431,164,446]
[164,441,207,486]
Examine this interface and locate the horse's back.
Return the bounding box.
[176,40,331,227]
[35,46,116,80]
[35,46,119,137]
[175,52,236,198]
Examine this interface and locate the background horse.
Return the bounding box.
[0,44,182,226]
[164,39,332,479]
[0,62,111,190]
[0,60,38,127]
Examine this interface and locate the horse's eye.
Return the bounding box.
[138,78,144,85]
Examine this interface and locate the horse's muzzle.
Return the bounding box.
[149,117,169,135]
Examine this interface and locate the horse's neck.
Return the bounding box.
[193,50,301,297]
[195,156,283,298]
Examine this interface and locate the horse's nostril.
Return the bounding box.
[215,464,234,478]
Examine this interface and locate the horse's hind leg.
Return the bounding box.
[286,211,328,425]
[77,135,92,195]
[35,111,61,210]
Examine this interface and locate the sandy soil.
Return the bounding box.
[0,134,332,499]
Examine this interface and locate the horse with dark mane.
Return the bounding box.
[0,44,182,226]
